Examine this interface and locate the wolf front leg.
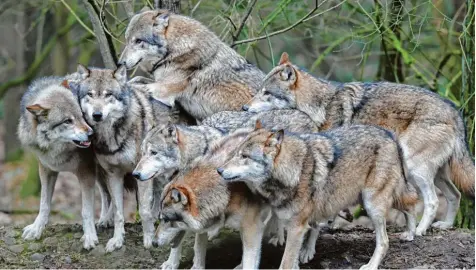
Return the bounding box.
[241,208,267,269]
[279,222,308,270]
[138,178,156,248]
[161,231,188,270]
[105,171,126,252]
[22,163,58,240]
[191,232,208,269]
[96,166,113,228]
[79,169,99,250]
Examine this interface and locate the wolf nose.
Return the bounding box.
[132,171,141,180]
[92,112,103,122]
[117,60,125,66]
[216,168,224,176]
[242,105,249,111]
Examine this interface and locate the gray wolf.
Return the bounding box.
[118,9,265,121]
[218,124,418,269]
[18,76,98,250]
[72,64,183,252]
[245,52,475,236]
[202,109,319,133]
[158,128,268,269]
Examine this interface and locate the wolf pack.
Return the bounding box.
[18,8,474,270]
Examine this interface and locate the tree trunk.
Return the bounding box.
[155,0,181,13]
[376,0,404,83]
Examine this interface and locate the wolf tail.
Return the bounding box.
[448,121,475,198]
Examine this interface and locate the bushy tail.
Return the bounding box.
[449,136,475,198]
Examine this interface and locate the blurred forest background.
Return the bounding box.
[0,0,474,229]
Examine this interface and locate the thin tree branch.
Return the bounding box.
[232,0,258,43]
[231,0,319,47]
[81,0,117,69]
[60,0,96,37]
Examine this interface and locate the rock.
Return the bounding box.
[73,232,82,239]
[90,244,106,257]
[0,212,12,225]
[4,229,19,238]
[71,241,83,252]
[64,255,72,264]
[43,237,58,246]
[30,253,45,262]
[7,244,24,253]
[137,249,151,259]
[28,243,42,251]
[2,237,15,245]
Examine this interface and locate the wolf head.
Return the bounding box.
[133,123,182,181]
[159,165,229,231]
[118,9,170,69]
[73,64,130,127]
[25,81,93,148]
[244,52,299,112]
[218,121,283,184]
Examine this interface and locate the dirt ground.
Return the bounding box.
[0,223,473,269]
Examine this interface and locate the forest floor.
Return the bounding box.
[0,223,474,269]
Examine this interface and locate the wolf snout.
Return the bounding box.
[92,111,103,122]
[216,167,224,175]
[242,104,249,111]
[131,171,142,180]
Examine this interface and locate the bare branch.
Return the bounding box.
[231,0,319,48]
[232,0,258,43]
[81,0,117,69]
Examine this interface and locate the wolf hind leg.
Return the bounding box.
[96,171,113,228]
[79,170,99,250]
[359,189,389,270]
[432,164,460,230]
[22,164,58,240]
[299,225,320,264]
[105,172,125,252]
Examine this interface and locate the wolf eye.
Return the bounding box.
[63,118,73,124]
[105,93,112,98]
[135,39,143,45]
[150,150,158,155]
[87,92,93,97]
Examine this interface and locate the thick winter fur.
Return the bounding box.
[18,76,99,250]
[246,52,475,235]
[219,125,418,269]
[118,9,265,121]
[73,65,183,252]
[158,128,269,269]
[202,109,319,133]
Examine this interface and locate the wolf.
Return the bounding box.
[72,64,184,252]
[158,128,269,269]
[118,9,265,121]
[244,52,475,236]
[18,76,99,250]
[218,124,418,269]
[202,109,319,133]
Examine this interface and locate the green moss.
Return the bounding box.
[19,154,40,198]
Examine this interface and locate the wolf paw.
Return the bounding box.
[97,216,114,228]
[268,234,285,246]
[299,246,316,264]
[161,260,179,270]
[81,233,99,250]
[415,227,427,237]
[359,263,378,270]
[22,222,46,240]
[398,231,414,241]
[431,221,453,230]
[105,236,124,252]
[143,233,155,249]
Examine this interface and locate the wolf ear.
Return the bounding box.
[280,65,297,84]
[60,80,70,89]
[154,12,169,28]
[265,129,284,148]
[77,64,90,80]
[140,6,151,12]
[114,65,128,85]
[254,119,263,130]
[26,104,50,118]
[171,188,188,205]
[278,52,290,65]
